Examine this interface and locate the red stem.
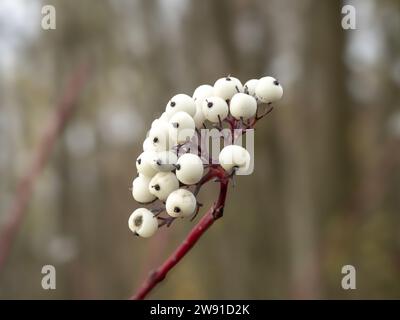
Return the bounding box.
[0,63,90,273]
[131,168,229,300]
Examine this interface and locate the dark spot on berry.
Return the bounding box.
[174,207,181,213]
[154,184,160,191]
[137,158,141,165]
[156,159,162,166]
[134,215,143,227]
[207,102,213,108]
[175,164,181,170]
[153,137,159,143]
[273,80,280,86]
[172,122,179,128]
[170,101,176,107]
[226,77,231,81]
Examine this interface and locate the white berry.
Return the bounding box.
[151,117,168,129]
[149,172,179,201]
[132,175,156,203]
[255,76,283,103]
[213,76,243,101]
[128,208,158,238]
[165,94,196,117]
[150,150,178,172]
[136,151,158,177]
[148,121,171,151]
[193,85,214,128]
[244,79,259,97]
[159,112,170,122]
[192,104,206,129]
[169,111,195,145]
[142,137,156,152]
[202,96,229,122]
[230,93,257,120]
[176,153,204,185]
[219,145,251,175]
[193,84,215,102]
[166,189,196,218]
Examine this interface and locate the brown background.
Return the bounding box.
[0,0,399,299]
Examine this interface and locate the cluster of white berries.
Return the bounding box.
[129,76,283,238]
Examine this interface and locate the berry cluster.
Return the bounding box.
[129,76,283,238]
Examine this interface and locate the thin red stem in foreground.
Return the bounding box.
[0,64,90,274]
[131,168,229,300]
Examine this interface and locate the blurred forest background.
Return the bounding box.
[0,0,400,299]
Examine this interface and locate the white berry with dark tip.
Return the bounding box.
[168,111,195,144]
[132,175,157,203]
[143,137,156,152]
[213,76,243,101]
[148,121,171,151]
[255,76,283,103]
[202,96,229,122]
[166,189,197,218]
[193,84,215,102]
[136,151,158,177]
[150,150,178,172]
[166,94,196,117]
[175,153,204,185]
[149,172,179,201]
[192,85,214,128]
[219,145,251,175]
[230,93,257,120]
[128,208,158,238]
[244,79,259,97]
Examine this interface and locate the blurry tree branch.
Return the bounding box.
[0,63,90,274]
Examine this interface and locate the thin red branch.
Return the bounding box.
[0,63,90,273]
[131,167,228,300]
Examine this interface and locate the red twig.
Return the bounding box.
[0,63,90,273]
[131,167,228,300]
